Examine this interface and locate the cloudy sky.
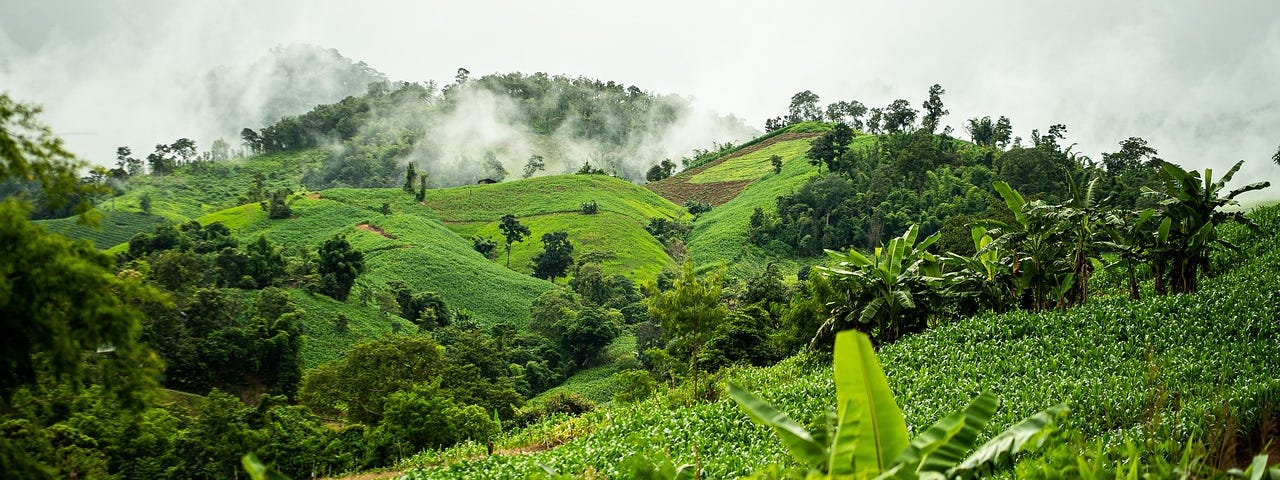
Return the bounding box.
[2,0,1278,195]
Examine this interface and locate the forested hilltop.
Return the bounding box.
[3,67,1280,480]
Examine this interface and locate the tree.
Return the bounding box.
[209,138,231,162]
[169,138,197,165]
[317,235,364,301]
[472,235,498,260]
[299,336,446,424]
[882,99,918,133]
[498,214,530,268]
[139,192,152,214]
[1148,160,1269,294]
[115,146,138,177]
[920,84,948,134]
[523,155,545,179]
[645,262,726,400]
[531,231,574,283]
[815,224,943,347]
[241,128,262,154]
[965,116,997,146]
[645,159,677,182]
[482,152,507,182]
[264,189,292,219]
[825,100,868,130]
[1273,144,1280,166]
[770,154,783,174]
[787,90,823,124]
[1,94,164,476]
[403,163,417,192]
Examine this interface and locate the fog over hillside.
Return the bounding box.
[1,0,1278,196]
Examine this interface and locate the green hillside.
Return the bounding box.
[416,174,686,281]
[195,191,553,329]
[113,149,326,221]
[35,210,166,249]
[402,204,1280,479]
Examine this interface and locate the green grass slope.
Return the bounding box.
[416,175,685,281]
[685,136,879,278]
[186,191,552,366]
[112,149,326,222]
[35,210,166,249]
[402,205,1280,479]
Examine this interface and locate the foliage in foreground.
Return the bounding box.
[729,330,1067,479]
[399,205,1280,479]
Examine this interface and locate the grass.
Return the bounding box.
[111,149,327,222]
[285,289,418,369]
[685,135,878,279]
[35,210,166,249]
[688,138,816,184]
[200,194,554,330]
[399,204,1280,480]
[420,175,682,224]
[417,174,685,282]
[530,334,638,405]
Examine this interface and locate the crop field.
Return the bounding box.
[400,205,1280,479]
[111,149,327,222]
[171,194,552,349]
[420,174,683,224]
[36,210,166,249]
[452,211,674,281]
[684,135,879,278]
[530,333,639,405]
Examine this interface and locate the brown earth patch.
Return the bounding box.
[646,131,821,206]
[306,193,322,200]
[320,470,402,480]
[356,222,396,239]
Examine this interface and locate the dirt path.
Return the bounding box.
[646,132,821,206]
[356,222,396,239]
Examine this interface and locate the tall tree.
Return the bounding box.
[882,99,917,133]
[523,155,546,179]
[404,163,417,192]
[645,262,726,400]
[318,235,364,301]
[919,84,948,134]
[498,214,530,268]
[1,94,164,477]
[787,90,823,124]
[531,231,574,283]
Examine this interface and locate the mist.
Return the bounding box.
[2,0,1278,197]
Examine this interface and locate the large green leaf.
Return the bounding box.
[993,181,1027,226]
[728,382,827,469]
[834,330,909,476]
[242,454,292,480]
[828,398,863,476]
[914,392,998,473]
[947,403,1067,479]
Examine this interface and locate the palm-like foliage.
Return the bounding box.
[730,330,1068,479]
[1144,160,1269,293]
[813,225,942,347]
[973,181,1076,311]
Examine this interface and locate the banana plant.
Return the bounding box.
[1227,454,1280,480]
[730,330,1067,479]
[975,181,1075,311]
[1144,160,1270,294]
[813,224,943,348]
[939,226,1014,315]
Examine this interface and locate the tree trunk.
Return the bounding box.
[1127,259,1140,300]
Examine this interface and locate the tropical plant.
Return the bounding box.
[814,224,942,348]
[974,181,1075,311]
[1144,160,1269,293]
[729,330,1068,479]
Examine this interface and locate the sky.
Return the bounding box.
[2,0,1278,195]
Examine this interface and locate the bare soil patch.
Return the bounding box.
[646,132,821,206]
[356,222,396,239]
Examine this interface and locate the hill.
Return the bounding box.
[413,174,686,281]
[196,189,554,328]
[400,203,1280,479]
[646,124,839,278]
[35,210,166,249]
